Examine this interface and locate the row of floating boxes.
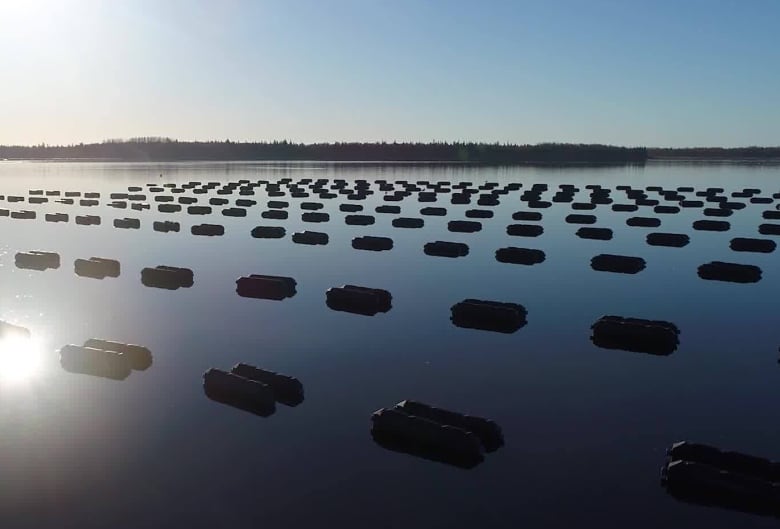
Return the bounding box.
[5,209,780,243]
[202,364,503,469]
[4,209,780,241]
[23,320,780,475]
[5,312,681,356]
[6,195,778,212]
[12,249,772,284]
[9,188,780,208]
[13,183,780,202]
[5,201,780,224]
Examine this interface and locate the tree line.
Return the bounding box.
[648,147,780,160]
[0,140,648,164]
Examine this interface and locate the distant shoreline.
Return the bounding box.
[2,141,779,165]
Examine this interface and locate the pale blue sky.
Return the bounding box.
[1,0,778,146]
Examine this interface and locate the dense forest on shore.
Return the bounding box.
[648,146,780,160]
[0,139,647,164]
[3,139,779,163]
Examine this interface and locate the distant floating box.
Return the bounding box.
[646,233,689,248]
[495,247,545,265]
[83,338,152,371]
[326,285,392,316]
[203,368,276,416]
[370,400,504,469]
[424,241,469,258]
[576,227,613,240]
[591,315,679,355]
[292,231,328,245]
[191,224,224,236]
[729,237,775,253]
[141,265,194,290]
[15,251,60,271]
[231,363,304,406]
[59,344,131,380]
[450,299,527,334]
[236,274,296,301]
[591,254,646,274]
[74,257,120,279]
[697,261,762,283]
[352,236,393,252]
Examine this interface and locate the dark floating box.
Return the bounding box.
[83,339,152,371]
[511,211,543,221]
[251,226,286,239]
[697,261,762,283]
[370,400,503,469]
[153,220,180,233]
[340,204,363,213]
[424,241,469,258]
[703,207,732,217]
[326,285,392,316]
[59,345,132,380]
[495,247,545,265]
[450,299,527,334]
[590,254,646,274]
[262,209,288,220]
[393,217,424,229]
[302,212,329,223]
[203,368,276,417]
[45,213,69,223]
[236,274,296,300]
[591,315,680,355]
[661,441,780,518]
[15,251,60,271]
[75,257,120,279]
[292,230,329,245]
[420,207,447,216]
[158,203,182,213]
[507,224,544,237]
[141,265,194,290]
[231,363,304,406]
[762,210,780,220]
[345,214,375,226]
[576,227,613,240]
[758,223,780,236]
[646,232,690,248]
[187,205,211,215]
[693,220,730,232]
[113,218,140,229]
[626,216,661,228]
[352,236,394,252]
[75,214,100,225]
[222,207,247,217]
[448,220,482,233]
[191,224,225,236]
[612,204,639,212]
[571,202,597,210]
[729,238,776,253]
[566,214,597,225]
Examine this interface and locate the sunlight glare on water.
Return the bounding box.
[0,334,44,384]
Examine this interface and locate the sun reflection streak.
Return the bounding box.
[0,334,44,384]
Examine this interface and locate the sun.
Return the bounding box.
[0,334,45,384]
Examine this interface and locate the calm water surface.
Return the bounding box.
[0,161,778,528]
